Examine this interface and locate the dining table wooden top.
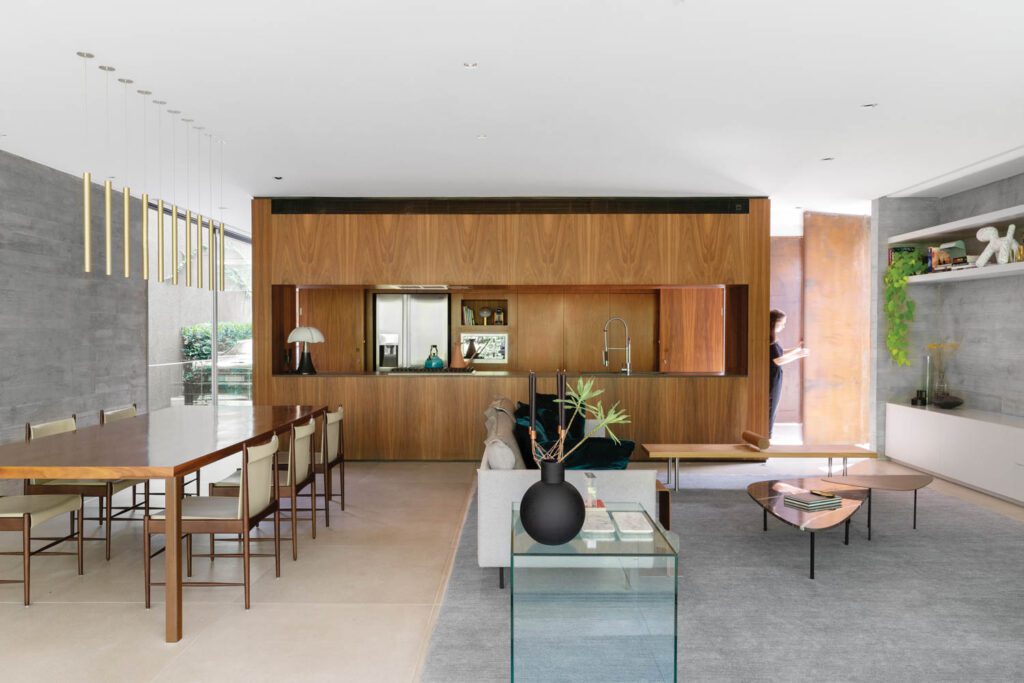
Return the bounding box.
[0,404,324,480]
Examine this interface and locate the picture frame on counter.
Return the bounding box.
[461,333,508,363]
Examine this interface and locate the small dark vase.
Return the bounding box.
[520,460,585,545]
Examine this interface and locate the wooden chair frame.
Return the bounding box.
[209,422,317,562]
[298,407,345,526]
[0,506,84,605]
[143,440,281,610]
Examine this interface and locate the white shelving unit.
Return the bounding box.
[887,203,1024,244]
[886,403,1024,505]
[906,260,1024,285]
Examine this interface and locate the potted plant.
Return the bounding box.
[520,376,631,545]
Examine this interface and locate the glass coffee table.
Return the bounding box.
[511,502,679,682]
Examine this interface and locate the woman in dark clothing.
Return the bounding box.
[769,309,809,438]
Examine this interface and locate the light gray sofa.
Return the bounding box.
[475,396,657,575]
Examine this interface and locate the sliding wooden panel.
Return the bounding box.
[517,293,564,371]
[563,293,610,372]
[298,288,366,373]
[803,212,869,444]
[609,292,658,372]
[658,287,725,373]
[770,236,804,424]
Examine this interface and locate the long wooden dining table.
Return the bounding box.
[0,404,324,642]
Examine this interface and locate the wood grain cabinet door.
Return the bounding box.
[658,287,725,373]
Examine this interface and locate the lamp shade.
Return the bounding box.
[287,326,325,344]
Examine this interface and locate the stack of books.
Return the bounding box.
[783,492,841,512]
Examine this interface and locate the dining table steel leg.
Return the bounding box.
[77,507,84,575]
[164,475,183,643]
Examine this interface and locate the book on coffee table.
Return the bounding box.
[611,511,653,534]
[582,508,615,535]
[784,492,841,511]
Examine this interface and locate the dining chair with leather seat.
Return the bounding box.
[302,406,345,526]
[0,493,84,605]
[209,420,317,561]
[22,415,134,560]
[100,404,153,518]
[143,434,282,610]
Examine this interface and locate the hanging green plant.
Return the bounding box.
[884,251,927,366]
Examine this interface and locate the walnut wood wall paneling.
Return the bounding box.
[270,285,298,374]
[563,293,612,372]
[802,212,870,444]
[770,236,804,424]
[658,287,725,373]
[609,292,658,372]
[253,197,771,451]
[516,292,564,371]
[297,287,366,373]
[267,374,749,460]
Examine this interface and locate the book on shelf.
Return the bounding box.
[462,306,475,326]
[783,492,841,511]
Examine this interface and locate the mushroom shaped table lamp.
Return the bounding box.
[288,326,325,375]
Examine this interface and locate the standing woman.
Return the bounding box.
[769,309,809,438]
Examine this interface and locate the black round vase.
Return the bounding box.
[520,460,585,545]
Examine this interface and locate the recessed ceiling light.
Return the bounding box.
[476,134,488,140]
[218,206,229,210]
[794,206,803,209]
[167,109,181,114]
[117,78,134,85]
[137,89,152,96]
[76,51,94,59]
[821,157,835,161]
[860,103,879,108]
[153,100,167,105]
[273,176,283,180]
[98,65,115,72]
[194,126,205,130]
[182,118,194,123]
[463,62,479,68]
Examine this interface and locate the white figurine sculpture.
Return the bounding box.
[975,223,1019,267]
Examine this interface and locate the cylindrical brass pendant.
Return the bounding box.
[157,199,165,282]
[197,215,204,289]
[171,205,179,285]
[185,210,192,287]
[104,180,113,276]
[141,193,150,281]
[83,172,92,273]
[219,219,225,291]
[123,187,131,278]
[208,219,215,290]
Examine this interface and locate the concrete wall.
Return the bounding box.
[871,171,1024,453]
[0,149,147,446]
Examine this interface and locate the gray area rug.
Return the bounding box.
[422,463,1024,682]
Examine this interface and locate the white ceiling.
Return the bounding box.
[2,0,1024,234]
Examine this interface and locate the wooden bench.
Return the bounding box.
[643,433,877,490]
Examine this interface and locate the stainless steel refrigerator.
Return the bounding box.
[374,293,450,369]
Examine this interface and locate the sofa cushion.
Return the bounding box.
[485,402,525,468]
[484,438,521,470]
[563,438,635,470]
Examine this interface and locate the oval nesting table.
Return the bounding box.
[747,478,869,579]
[824,474,933,540]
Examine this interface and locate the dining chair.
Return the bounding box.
[100,404,151,517]
[22,415,135,560]
[0,493,84,605]
[304,406,345,526]
[209,420,317,561]
[143,434,281,610]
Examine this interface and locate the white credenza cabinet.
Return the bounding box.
[886,403,1024,504]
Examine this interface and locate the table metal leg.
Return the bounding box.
[867,489,872,541]
[164,475,183,643]
[843,457,848,475]
[674,458,680,492]
[844,519,850,546]
[913,489,918,529]
[809,533,815,580]
[828,457,833,474]
[763,508,767,532]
